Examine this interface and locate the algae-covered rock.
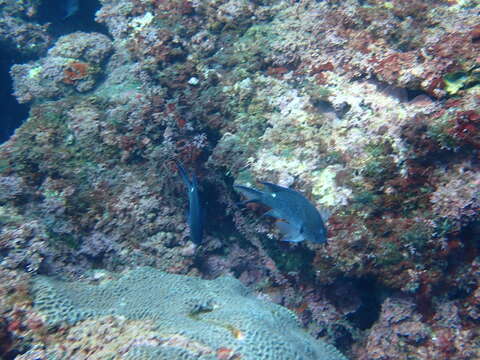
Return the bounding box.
[11,32,113,103]
[32,266,347,360]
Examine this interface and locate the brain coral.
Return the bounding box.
[32,267,347,360]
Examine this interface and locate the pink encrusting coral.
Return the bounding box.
[0,0,480,359]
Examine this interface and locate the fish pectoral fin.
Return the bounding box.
[236,199,260,207]
[263,209,282,219]
[275,220,296,235]
[281,236,304,243]
[275,220,304,243]
[281,233,304,243]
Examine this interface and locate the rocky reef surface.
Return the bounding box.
[0,0,479,359]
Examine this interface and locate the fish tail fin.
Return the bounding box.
[175,160,192,188]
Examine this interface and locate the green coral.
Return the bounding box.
[33,267,347,360]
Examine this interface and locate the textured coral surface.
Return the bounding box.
[0,0,479,359]
[31,266,346,360]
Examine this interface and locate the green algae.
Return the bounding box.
[361,141,397,184]
[46,227,80,250]
[0,158,9,173]
[376,242,404,266]
[426,116,459,151]
[264,239,315,276]
[303,83,333,103]
[236,168,257,186]
[324,151,344,166]
[0,206,23,225]
[219,23,279,76]
[400,223,432,252]
[434,218,456,238]
[443,68,480,95]
[352,190,381,211]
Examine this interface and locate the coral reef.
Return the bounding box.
[358,296,480,360]
[31,266,347,360]
[0,0,50,59]
[11,32,113,103]
[0,268,39,359]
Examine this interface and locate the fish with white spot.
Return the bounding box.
[235,182,328,244]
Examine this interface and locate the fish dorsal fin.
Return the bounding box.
[319,207,331,222]
[234,185,263,201]
[260,182,290,194]
[175,160,192,187]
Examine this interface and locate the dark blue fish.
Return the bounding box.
[175,161,203,245]
[235,182,327,244]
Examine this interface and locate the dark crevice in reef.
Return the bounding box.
[444,220,480,297]
[202,180,239,239]
[452,220,480,265]
[37,0,108,37]
[372,78,435,104]
[337,277,384,331]
[404,88,432,102]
